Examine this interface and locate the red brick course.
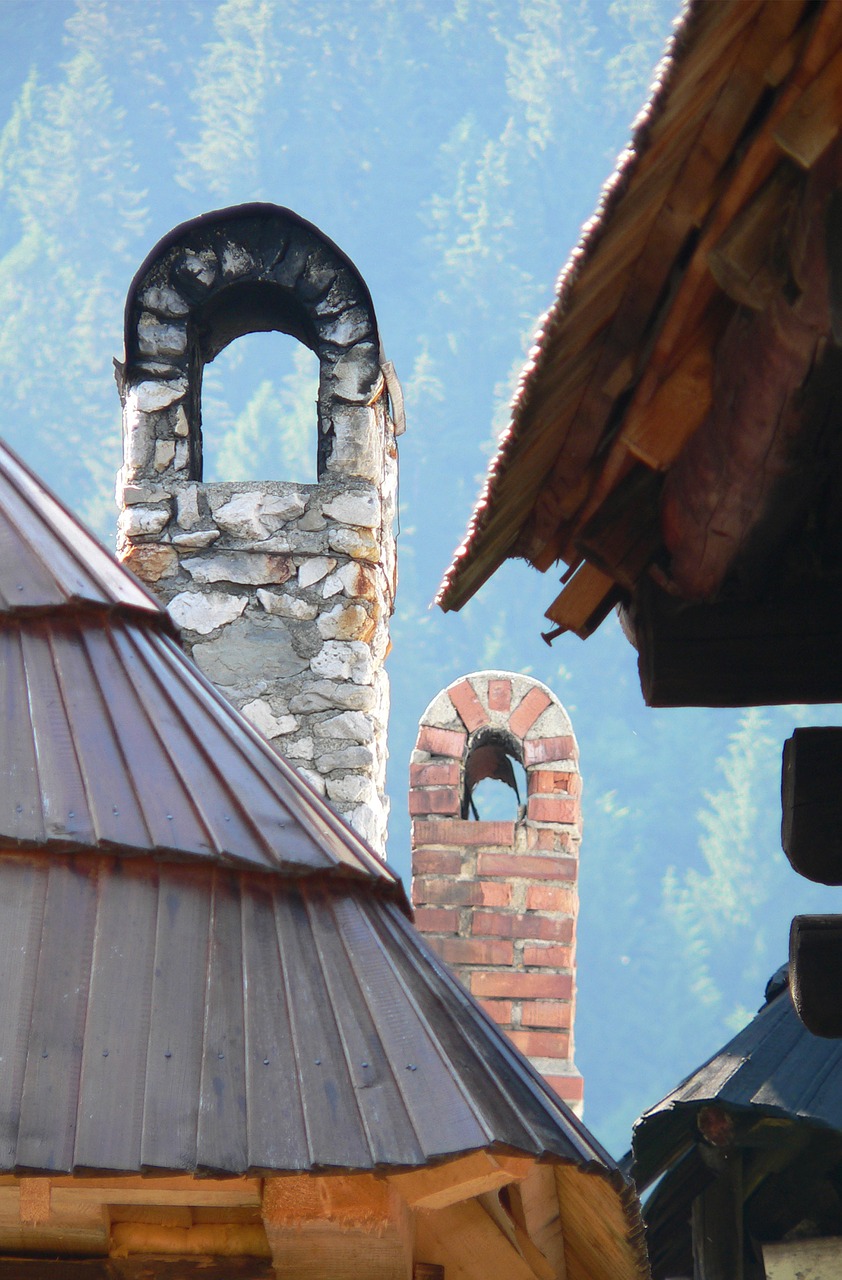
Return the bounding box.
[415,820,516,847]
[520,1001,572,1029]
[448,680,489,732]
[509,1029,571,1058]
[524,735,576,766]
[509,687,552,738]
[527,828,576,852]
[528,770,577,795]
[471,912,574,943]
[470,971,573,1000]
[546,1074,584,1103]
[411,850,464,875]
[523,944,574,968]
[409,787,460,816]
[416,725,467,757]
[414,878,512,908]
[409,760,460,787]
[477,853,577,881]
[487,678,512,711]
[527,795,579,824]
[439,937,514,967]
[526,885,577,913]
[477,998,513,1024]
[413,906,460,933]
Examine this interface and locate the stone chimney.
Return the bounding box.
[410,671,583,1114]
[115,205,402,855]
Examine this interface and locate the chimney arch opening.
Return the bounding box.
[462,727,526,823]
[200,329,320,485]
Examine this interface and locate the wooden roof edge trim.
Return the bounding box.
[0,598,180,639]
[436,0,705,611]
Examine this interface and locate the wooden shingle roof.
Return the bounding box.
[438,0,842,686]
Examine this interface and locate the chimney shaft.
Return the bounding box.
[116,207,399,854]
[410,671,582,1113]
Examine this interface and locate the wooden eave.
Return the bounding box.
[438,0,842,670]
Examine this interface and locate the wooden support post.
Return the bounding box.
[691,1150,743,1280]
[262,1174,413,1280]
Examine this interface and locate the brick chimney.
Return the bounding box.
[410,671,583,1114]
[115,205,403,855]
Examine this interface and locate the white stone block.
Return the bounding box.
[327,526,380,562]
[174,406,189,437]
[133,378,187,412]
[171,529,221,549]
[176,484,201,529]
[321,488,380,529]
[139,285,190,318]
[298,556,336,588]
[184,552,293,586]
[221,244,255,278]
[296,766,325,795]
[174,440,189,471]
[168,590,247,635]
[154,439,176,472]
[256,589,318,620]
[316,602,371,641]
[316,745,376,772]
[285,737,315,760]
[138,314,187,358]
[321,571,344,599]
[214,491,306,539]
[288,681,375,713]
[327,776,377,805]
[121,505,170,537]
[310,640,374,684]
[124,407,155,472]
[313,710,374,743]
[241,698,298,740]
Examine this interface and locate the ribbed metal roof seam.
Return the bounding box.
[379,899,620,1168]
[322,889,429,1166]
[124,626,282,871]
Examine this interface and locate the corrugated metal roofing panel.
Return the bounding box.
[0,854,610,1177]
[0,440,164,618]
[0,614,397,888]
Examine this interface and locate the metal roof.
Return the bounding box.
[631,969,842,1189]
[0,611,397,884]
[0,433,648,1271]
[0,440,164,619]
[0,853,621,1177]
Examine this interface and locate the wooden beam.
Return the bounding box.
[47,1176,262,1209]
[0,1263,274,1279]
[389,1152,533,1211]
[109,1221,270,1257]
[782,728,842,884]
[544,563,621,639]
[414,1197,546,1280]
[774,42,842,168]
[262,1174,412,1280]
[632,574,842,707]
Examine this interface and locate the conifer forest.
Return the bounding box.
[2,0,838,1156]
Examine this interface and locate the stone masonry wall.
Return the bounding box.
[410,671,583,1114]
[116,206,399,854]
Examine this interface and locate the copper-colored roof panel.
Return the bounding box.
[0,441,164,619]
[0,614,398,888]
[1,855,615,1177]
